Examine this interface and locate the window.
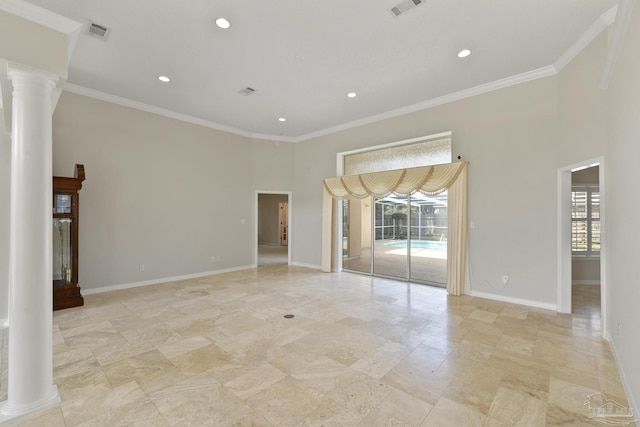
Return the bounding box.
[339,133,452,285]
[571,185,600,256]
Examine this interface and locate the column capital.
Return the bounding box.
[6,64,58,91]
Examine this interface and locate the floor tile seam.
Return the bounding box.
[72,393,171,427]
[144,386,183,426]
[243,374,326,426]
[323,391,388,425]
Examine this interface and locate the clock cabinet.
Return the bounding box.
[53,164,85,310]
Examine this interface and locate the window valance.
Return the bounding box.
[321,161,468,296]
[323,162,465,200]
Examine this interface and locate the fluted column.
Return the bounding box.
[0,67,60,420]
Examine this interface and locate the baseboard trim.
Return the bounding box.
[82,265,255,295]
[290,262,322,270]
[603,333,639,421]
[572,280,601,286]
[467,290,557,311]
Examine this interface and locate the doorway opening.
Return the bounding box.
[557,158,606,334]
[570,165,602,320]
[256,192,291,266]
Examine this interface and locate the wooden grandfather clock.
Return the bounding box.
[52,164,85,310]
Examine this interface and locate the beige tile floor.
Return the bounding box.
[257,245,288,266]
[0,268,635,426]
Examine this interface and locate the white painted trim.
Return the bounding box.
[0,0,81,36]
[55,5,616,143]
[572,280,601,286]
[598,162,608,336]
[0,385,60,423]
[467,290,557,312]
[601,5,620,26]
[254,191,292,267]
[82,265,254,295]
[290,262,322,270]
[605,335,639,422]
[554,6,616,72]
[601,0,637,89]
[298,67,556,143]
[64,67,554,144]
[557,168,572,314]
[557,158,607,331]
[62,83,298,144]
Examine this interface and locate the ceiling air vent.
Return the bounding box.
[87,21,111,41]
[238,87,256,96]
[389,0,424,17]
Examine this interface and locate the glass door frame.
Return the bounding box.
[340,193,447,288]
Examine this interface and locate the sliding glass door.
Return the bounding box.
[408,192,448,285]
[342,192,448,286]
[373,195,408,279]
[342,196,372,274]
[339,133,452,285]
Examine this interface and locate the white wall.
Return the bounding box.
[293,76,560,305]
[51,92,294,290]
[605,2,640,412]
[557,32,608,165]
[251,139,294,191]
[0,112,10,323]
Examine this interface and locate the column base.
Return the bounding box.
[0,385,60,423]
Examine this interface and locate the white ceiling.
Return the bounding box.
[24,0,617,141]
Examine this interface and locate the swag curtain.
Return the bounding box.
[321,162,468,296]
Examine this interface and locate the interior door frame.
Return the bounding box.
[278,202,288,246]
[557,157,606,335]
[255,191,292,266]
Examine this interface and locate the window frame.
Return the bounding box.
[571,184,600,258]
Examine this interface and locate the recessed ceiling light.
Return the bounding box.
[347,92,357,98]
[278,117,286,122]
[158,76,170,82]
[216,18,231,29]
[457,49,472,58]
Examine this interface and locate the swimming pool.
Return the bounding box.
[385,240,446,250]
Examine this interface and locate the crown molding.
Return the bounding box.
[0,0,81,35]
[600,0,637,89]
[294,66,557,143]
[601,5,619,25]
[60,5,617,144]
[63,83,250,138]
[63,83,300,144]
[0,0,82,62]
[555,5,617,72]
[247,132,298,143]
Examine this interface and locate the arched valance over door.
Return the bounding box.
[321,162,468,296]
